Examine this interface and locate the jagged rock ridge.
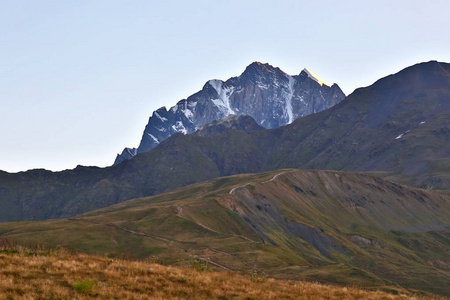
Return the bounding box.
[114,62,345,164]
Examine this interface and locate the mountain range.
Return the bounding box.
[114,62,345,164]
[1,60,450,296]
[1,60,449,222]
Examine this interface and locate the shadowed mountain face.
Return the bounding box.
[0,61,449,222]
[114,62,345,165]
[268,61,450,191]
[1,170,449,296]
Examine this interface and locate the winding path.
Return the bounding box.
[229,171,290,195]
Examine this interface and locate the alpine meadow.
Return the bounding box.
[1,1,450,299]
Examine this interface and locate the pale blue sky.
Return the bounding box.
[1,0,449,172]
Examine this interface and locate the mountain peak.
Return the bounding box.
[114,61,346,165]
[301,68,325,86]
[367,60,450,92]
[241,61,286,77]
[250,61,274,70]
[402,60,450,78]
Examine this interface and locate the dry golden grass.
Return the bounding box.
[0,246,431,300]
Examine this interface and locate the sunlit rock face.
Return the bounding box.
[114,62,345,165]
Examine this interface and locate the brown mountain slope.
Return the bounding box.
[1,169,449,296]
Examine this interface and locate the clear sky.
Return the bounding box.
[1,0,450,172]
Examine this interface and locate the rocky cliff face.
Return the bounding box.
[114,62,345,165]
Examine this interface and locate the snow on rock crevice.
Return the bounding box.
[395,130,411,140]
[147,133,160,144]
[154,111,168,122]
[181,101,194,121]
[284,75,295,124]
[173,121,188,135]
[126,148,137,156]
[209,80,235,115]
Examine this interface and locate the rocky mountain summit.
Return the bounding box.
[114,62,345,164]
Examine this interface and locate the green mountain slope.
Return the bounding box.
[1,169,449,296]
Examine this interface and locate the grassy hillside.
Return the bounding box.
[0,246,423,300]
[1,169,449,296]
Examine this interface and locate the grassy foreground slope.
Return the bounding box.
[1,169,449,296]
[0,246,419,300]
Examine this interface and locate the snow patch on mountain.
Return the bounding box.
[173,121,188,134]
[395,130,412,140]
[180,101,194,121]
[257,83,270,90]
[284,75,295,124]
[209,80,235,115]
[147,133,160,144]
[154,111,168,122]
[126,148,137,156]
[183,108,193,120]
